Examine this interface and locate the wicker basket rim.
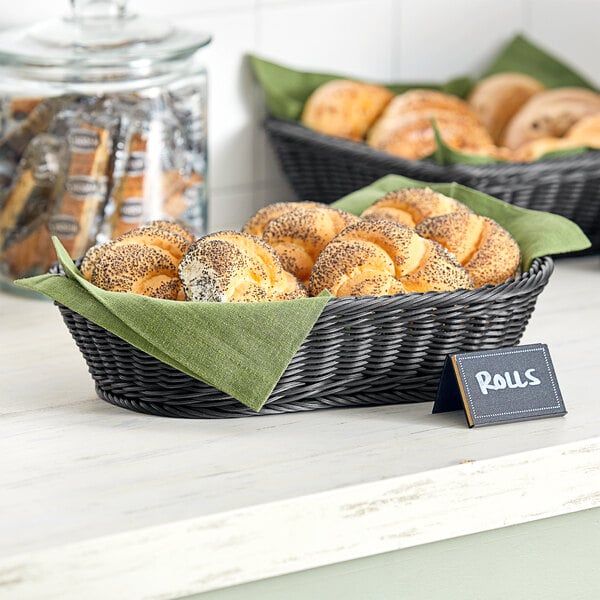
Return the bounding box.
[53,255,555,418]
[52,256,553,315]
[265,116,600,177]
[321,256,553,312]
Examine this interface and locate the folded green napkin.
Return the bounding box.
[333,174,591,268]
[483,34,595,89]
[15,239,331,412]
[14,177,590,412]
[249,34,598,165]
[248,55,473,123]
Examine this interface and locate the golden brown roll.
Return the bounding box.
[366,89,495,159]
[379,89,479,121]
[178,231,307,303]
[467,73,545,144]
[262,206,360,285]
[511,136,578,162]
[367,109,495,160]
[415,212,521,287]
[501,87,600,149]
[146,219,196,243]
[301,79,394,141]
[86,243,183,300]
[80,242,106,281]
[80,222,192,300]
[361,187,471,227]
[513,112,600,161]
[565,113,600,149]
[242,201,326,237]
[112,225,192,262]
[308,219,474,297]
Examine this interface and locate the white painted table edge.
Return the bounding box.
[1,436,599,600]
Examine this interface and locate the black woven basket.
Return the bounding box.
[53,256,553,419]
[265,117,600,253]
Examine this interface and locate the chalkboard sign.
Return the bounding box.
[433,343,567,427]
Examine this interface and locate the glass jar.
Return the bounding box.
[0,0,211,292]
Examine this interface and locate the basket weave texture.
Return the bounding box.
[265,117,600,253]
[54,257,553,419]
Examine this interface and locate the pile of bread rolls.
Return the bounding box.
[301,73,600,162]
[80,188,521,302]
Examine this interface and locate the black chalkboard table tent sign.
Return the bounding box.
[433,343,567,427]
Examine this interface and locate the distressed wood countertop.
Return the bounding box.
[1,255,599,600]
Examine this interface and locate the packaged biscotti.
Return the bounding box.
[0,0,211,294]
[105,100,207,241]
[47,101,120,259]
[0,97,65,190]
[0,134,69,280]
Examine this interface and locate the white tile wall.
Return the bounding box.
[173,9,258,194]
[396,0,524,81]
[256,0,394,80]
[526,0,600,86]
[254,0,395,204]
[0,0,599,231]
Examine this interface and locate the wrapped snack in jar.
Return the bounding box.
[0,0,211,294]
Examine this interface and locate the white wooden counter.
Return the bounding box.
[1,256,600,600]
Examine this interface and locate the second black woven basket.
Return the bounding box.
[54,256,553,419]
[265,117,600,253]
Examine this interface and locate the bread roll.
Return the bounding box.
[501,87,600,149]
[361,187,471,227]
[81,222,192,300]
[243,201,326,237]
[565,113,600,149]
[366,89,495,159]
[379,89,479,121]
[86,243,184,300]
[80,241,104,281]
[511,136,578,162]
[513,112,600,161]
[301,79,394,141]
[367,109,494,160]
[262,205,360,285]
[309,219,474,297]
[416,212,521,287]
[145,219,196,243]
[178,231,307,303]
[467,73,545,143]
[111,225,192,262]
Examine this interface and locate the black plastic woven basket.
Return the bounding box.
[265,117,600,253]
[54,256,553,419]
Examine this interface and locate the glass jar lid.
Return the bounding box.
[0,0,211,81]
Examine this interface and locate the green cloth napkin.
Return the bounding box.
[483,34,595,89]
[249,34,598,165]
[15,238,331,412]
[14,177,590,411]
[332,174,591,268]
[248,53,473,122]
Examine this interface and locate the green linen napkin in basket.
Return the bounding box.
[249,34,598,165]
[333,175,591,269]
[16,240,330,412]
[15,176,590,411]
